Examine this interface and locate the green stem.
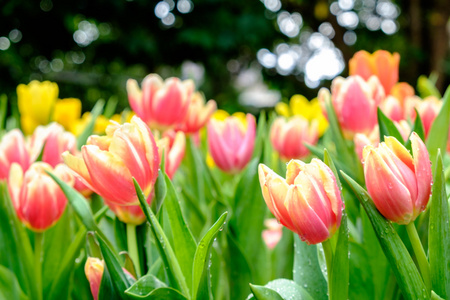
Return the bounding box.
[322,239,333,286]
[127,224,141,278]
[406,222,431,293]
[34,232,43,300]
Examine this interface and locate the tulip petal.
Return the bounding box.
[410,132,432,212]
[62,151,95,191]
[82,145,137,206]
[285,186,331,245]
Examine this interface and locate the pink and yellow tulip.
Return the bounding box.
[363,133,432,224]
[259,159,343,245]
[262,219,283,250]
[127,74,194,131]
[176,92,217,134]
[85,257,104,300]
[404,96,441,137]
[0,129,33,180]
[270,116,318,160]
[8,162,74,232]
[349,50,400,94]
[63,116,160,206]
[207,112,256,173]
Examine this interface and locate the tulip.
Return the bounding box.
[321,75,384,139]
[207,112,256,173]
[380,96,404,122]
[258,159,343,245]
[0,129,33,180]
[390,82,415,104]
[363,133,432,224]
[63,116,160,206]
[262,219,283,249]
[127,74,194,131]
[29,122,78,167]
[52,98,82,133]
[156,130,186,179]
[349,50,400,94]
[270,116,318,160]
[408,96,441,137]
[275,95,328,136]
[8,162,74,232]
[16,80,59,135]
[176,92,217,134]
[106,201,148,225]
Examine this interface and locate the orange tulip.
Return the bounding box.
[349,50,400,94]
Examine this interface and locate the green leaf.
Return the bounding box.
[120,252,138,280]
[428,151,450,298]
[133,178,189,297]
[76,99,105,149]
[404,110,425,151]
[192,212,228,300]
[249,279,314,300]
[47,171,114,250]
[126,287,188,299]
[103,96,118,118]
[377,108,405,144]
[341,171,429,300]
[426,85,450,173]
[98,263,119,300]
[417,75,441,99]
[0,265,28,300]
[163,173,197,290]
[96,233,131,298]
[329,211,349,300]
[253,110,267,160]
[226,232,253,300]
[249,284,283,300]
[293,235,327,300]
[153,170,167,215]
[348,242,376,300]
[125,274,167,297]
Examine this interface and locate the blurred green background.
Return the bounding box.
[1,0,449,113]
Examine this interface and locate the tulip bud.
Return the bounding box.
[270,116,318,160]
[0,129,33,180]
[127,74,194,131]
[207,113,256,173]
[63,116,160,206]
[321,75,384,139]
[85,257,104,300]
[259,159,343,245]
[363,133,432,224]
[8,162,74,232]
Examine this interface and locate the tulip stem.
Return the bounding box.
[34,232,43,300]
[322,239,333,285]
[406,222,431,293]
[127,224,141,278]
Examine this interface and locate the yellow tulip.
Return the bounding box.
[275,95,329,136]
[16,80,59,134]
[53,98,82,133]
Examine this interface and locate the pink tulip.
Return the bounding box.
[270,116,318,160]
[380,96,404,122]
[156,130,186,179]
[363,133,432,224]
[0,129,33,180]
[207,113,256,173]
[259,159,343,245]
[127,74,194,131]
[321,75,385,139]
[8,162,74,232]
[176,92,217,134]
[63,116,160,206]
[29,122,78,167]
[410,96,441,137]
[262,219,283,249]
